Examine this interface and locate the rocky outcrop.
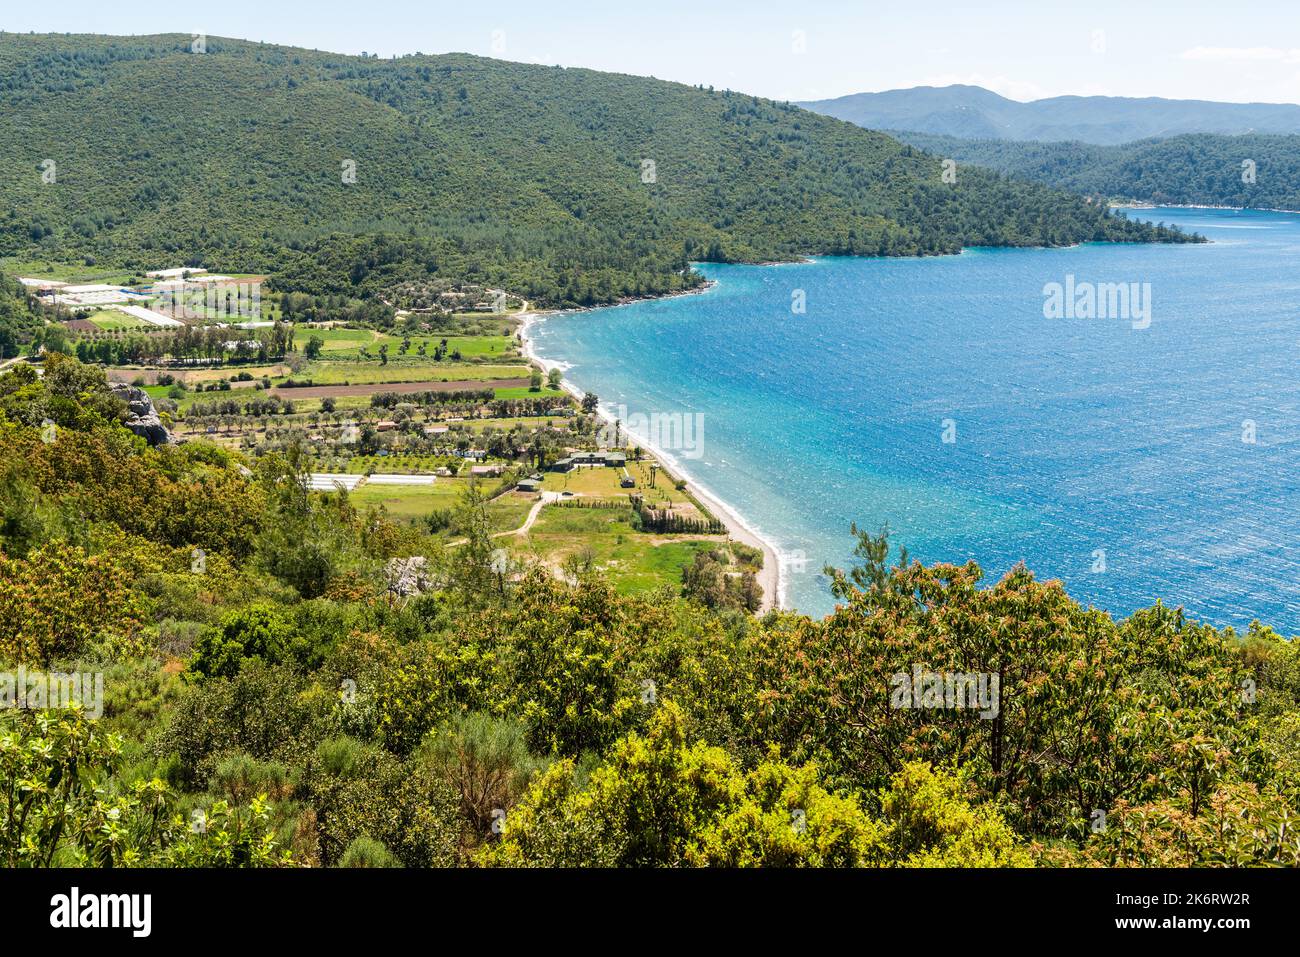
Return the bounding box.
[385,556,432,597]
[109,382,170,446]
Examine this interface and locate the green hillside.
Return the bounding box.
[0,272,41,357]
[895,130,1300,211]
[0,33,1191,308]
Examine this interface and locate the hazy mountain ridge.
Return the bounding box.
[799,84,1300,145]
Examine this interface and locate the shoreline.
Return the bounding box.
[1118,201,1300,215]
[511,200,1229,615]
[518,306,786,614]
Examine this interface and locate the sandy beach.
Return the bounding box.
[671,468,782,614]
[518,309,784,614]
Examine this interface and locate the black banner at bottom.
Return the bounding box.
[0,867,1276,943]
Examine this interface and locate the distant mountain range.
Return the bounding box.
[799,85,1300,145]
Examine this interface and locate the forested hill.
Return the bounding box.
[0,271,42,357]
[0,33,1189,307]
[894,131,1300,211]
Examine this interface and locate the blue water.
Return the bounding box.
[529,208,1300,630]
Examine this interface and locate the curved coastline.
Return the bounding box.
[518,305,787,613]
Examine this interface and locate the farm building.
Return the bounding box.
[54,285,150,306]
[550,450,627,472]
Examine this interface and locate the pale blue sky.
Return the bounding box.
[5,0,1299,104]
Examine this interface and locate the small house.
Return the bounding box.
[549,450,627,472]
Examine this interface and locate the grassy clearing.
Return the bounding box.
[493,385,564,399]
[343,478,532,535]
[302,328,376,351]
[515,506,719,595]
[541,467,629,497]
[346,481,461,521]
[176,364,290,384]
[487,494,536,534]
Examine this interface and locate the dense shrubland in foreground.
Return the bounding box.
[2,355,1298,867]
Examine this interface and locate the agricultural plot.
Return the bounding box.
[87,310,148,330]
[272,376,530,399]
[320,334,517,361]
[290,362,531,386]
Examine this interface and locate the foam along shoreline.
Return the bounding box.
[1118,202,1300,215]
[519,310,785,613]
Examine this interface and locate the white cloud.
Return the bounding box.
[1182,46,1300,63]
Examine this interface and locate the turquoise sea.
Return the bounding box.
[528,208,1300,629]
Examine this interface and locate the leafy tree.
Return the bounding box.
[1041,781,1300,867]
[758,545,1253,837]
[877,761,1031,867]
[253,445,362,598]
[160,661,328,788]
[483,702,1024,867]
[306,736,459,867]
[188,602,296,681]
[1,708,289,867]
[0,542,145,664]
[682,549,761,613]
[422,712,543,852]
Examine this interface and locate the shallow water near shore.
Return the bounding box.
[529,207,1300,629]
